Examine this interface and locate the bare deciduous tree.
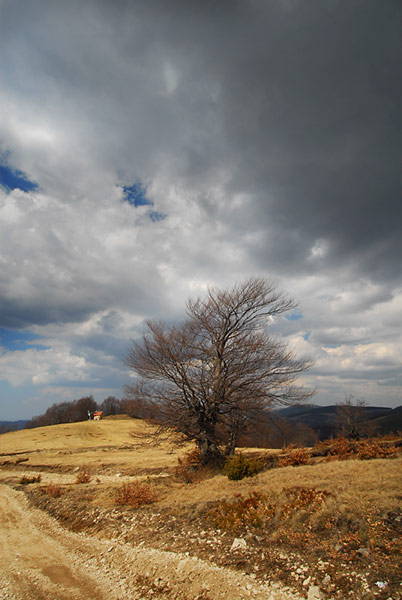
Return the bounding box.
[336,395,375,440]
[125,277,314,464]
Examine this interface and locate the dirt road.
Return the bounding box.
[0,484,301,600]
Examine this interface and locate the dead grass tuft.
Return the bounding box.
[19,474,41,485]
[44,482,63,498]
[114,482,157,507]
[208,491,275,532]
[75,468,92,484]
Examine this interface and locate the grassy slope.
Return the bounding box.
[0,417,189,472]
[1,417,402,599]
[1,417,401,505]
[2,417,401,527]
[0,417,157,452]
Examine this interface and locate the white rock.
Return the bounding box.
[308,585,323,600]
[375,581,387,589]
[230,537,247,551]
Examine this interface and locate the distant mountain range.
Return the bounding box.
[2,405,402,440]
[276,404,402,439]
[0,420,29,433]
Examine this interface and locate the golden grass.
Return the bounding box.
[0,418,190,473]
[155,455,402,512]
[2,420,401,600]
[0,418,157,452]
[2,420,400,515]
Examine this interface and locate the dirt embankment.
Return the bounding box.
[0,484,301,600]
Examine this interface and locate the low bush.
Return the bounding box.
[209,486,333,535]
[356,438,397,460]
[313,435,399,462]
[208,491,275,532]
[278,445,311,467]
[326,437,354,460]
[280,486,332,516]
[19,474,41,485]
[224,453,266,480]
[45,482,63,498]
[75,468,92,484]
[114,482,156,507]
[175,448,213,483]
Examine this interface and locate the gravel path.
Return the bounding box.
[0,484,302,600]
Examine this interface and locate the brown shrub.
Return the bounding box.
[19,474,41,485]
[175,448,212,483]
[356,438,397,460]
[278,445,311,467]
[313,435,400,463]
[75,468,92,484]
[280,486,332,516]
[327,437,354,460]
[208,491,275,533]
[208,486,333,537]
[114,482,156,507]
[45,483,63,498]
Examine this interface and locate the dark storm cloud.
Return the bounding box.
[2,0,401,292]
[114,0,402,283]
[204,1,402,281]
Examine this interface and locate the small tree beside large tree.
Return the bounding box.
[125,277,314,464]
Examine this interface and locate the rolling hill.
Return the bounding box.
[276,404,401,439]
[0,415,401,599]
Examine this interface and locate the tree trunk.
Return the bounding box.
[197,435,223,465]
[225,429,238,456]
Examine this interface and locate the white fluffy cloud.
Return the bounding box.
[0,346,88,387]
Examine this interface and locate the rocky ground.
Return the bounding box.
[0,483,303,600]
[23,484,401,600]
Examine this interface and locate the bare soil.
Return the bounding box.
[0,484,300,600]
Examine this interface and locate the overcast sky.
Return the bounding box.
[1,0,401,420]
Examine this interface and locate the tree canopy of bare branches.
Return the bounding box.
[125,277,314,463]
[336,395,375,440]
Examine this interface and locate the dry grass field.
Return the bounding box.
[0,416,186,472]
[1,416,401,599]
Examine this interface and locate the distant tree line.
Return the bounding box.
[24,396,157,429]
[17,393,398,447]
[22,393,319,447]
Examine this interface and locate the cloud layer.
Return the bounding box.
[1,0,401,419]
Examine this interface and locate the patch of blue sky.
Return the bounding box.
[0,328,49,352]
[303,332,311,341]
[122,180,166,221]
[0,160,38,192]
[286,310,303,321]
[148,210,166,222]
[0,381,38,419]
[122,181,152,207]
